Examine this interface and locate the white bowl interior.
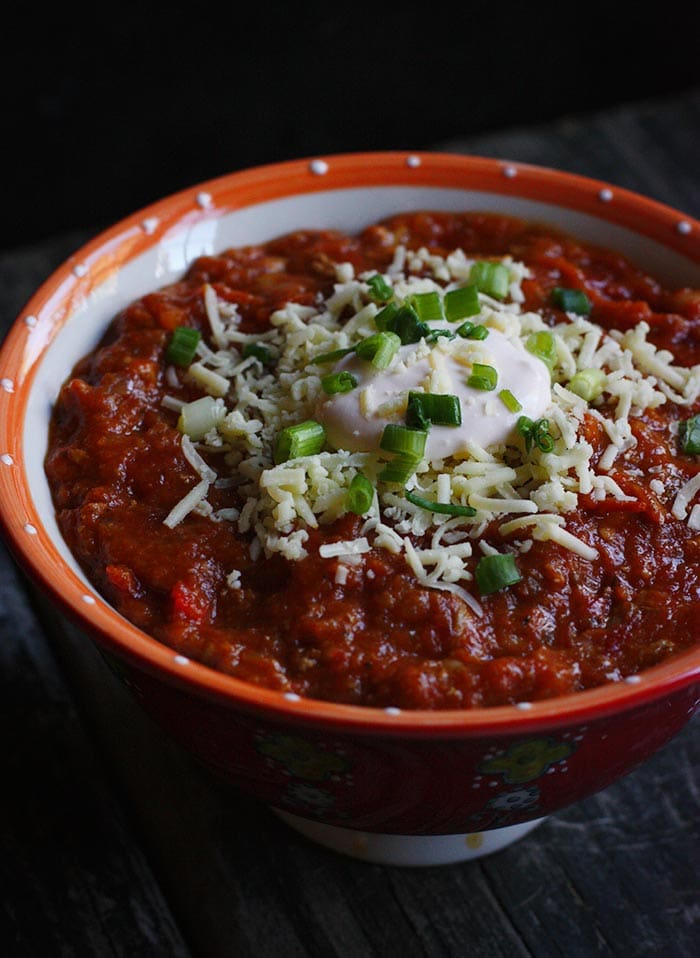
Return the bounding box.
[25,185,700,585]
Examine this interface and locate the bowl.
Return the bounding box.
[1,152,698,866]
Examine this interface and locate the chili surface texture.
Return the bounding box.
[45,212,700,709]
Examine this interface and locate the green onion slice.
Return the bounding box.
[355,331,401,369]
[445,284,480,322]
[376,303,431,344]
[404,490,476,517]
[405,399,429,431]
[568,368,606,402]
[409,291,444,322]
[274,420,325,464]
[242,342,271,364]
[467,363,498,391]
[345,472,375,515]
[426,329,456,344]
[374,301,400,330]
[366,274,394,303]
[177,395,223,440]
[456,321,489,340]
[378,454,422,484]
[498,389,522,412]
[470,261,510,299]
[526,330,557,375]
[551,286,592,316]
[321,371,358,395]
[517,415,555,453]
[475,553,522,595]
[533,418,555,453]
[165,326,201,366]
[679,414,700,455]
[517,415,534,451]
[311,345,357,365]
[380,424,428,458]
[406,392,462,428]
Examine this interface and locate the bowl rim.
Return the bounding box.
[1,149,699,738]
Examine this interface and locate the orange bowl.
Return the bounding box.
[1,153,699,865]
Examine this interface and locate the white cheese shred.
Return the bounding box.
[672,474,700,521]
[319,537,371,559]
[163,479,211,529]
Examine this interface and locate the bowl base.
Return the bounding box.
[272,809,546,866]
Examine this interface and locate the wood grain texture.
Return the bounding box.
[435,87,700,218]
[1,89,699,956]
[0,543,189,957]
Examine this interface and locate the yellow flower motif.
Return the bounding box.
[256,732,349,781]
[479,737,574,784]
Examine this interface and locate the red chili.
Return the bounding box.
[45,212,700,709]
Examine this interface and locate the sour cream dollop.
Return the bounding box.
[316,327,551,459]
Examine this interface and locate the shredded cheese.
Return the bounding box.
[319,537,372,558]
[672,474,700,520]
[160,243,700,607]
[163,478,211,529]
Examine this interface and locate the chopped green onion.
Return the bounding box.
[405,398,429,431]
[242,342,272,364]
[475,553,522,595]
[392,307,431,344]
[456,321,489,340]
[355,331,401,369]
[165,326,201,366]
[568,367,606,402]
[366,273,394,303]
[406,391,462,428]
[467,363,498,391]
[517,415,534,451]
[311,346,357,365]
[551,286,592,316]
[321,371,358,395]
[526,330,557,375]
[409,291,444,322]
[274,420,325,464]
[391,305,427,342]
[378,454,422,484]
[376,303,431,344]
[534,418,555,453]
[380,424,428,458]
[404,490,476,517]
[679,414,700,455]
[374,301,400,331]
[379,424,427,485]
[445,284,480,321]
[345,472,375,514]
[517,415,554,453]
[470,261,510,299]
[426,329,456,343]
[177,395,223,440]
[499,389,522,412]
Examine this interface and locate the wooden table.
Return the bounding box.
[2,88,699,957]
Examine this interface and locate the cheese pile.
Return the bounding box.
[160,243,700,614]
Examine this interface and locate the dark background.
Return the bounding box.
[4,2,699,248]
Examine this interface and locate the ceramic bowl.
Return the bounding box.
[1,153,699,866]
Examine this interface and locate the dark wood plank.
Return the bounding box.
[0,543,191,957]
[436,87,700,218]
[22,580,318,958]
